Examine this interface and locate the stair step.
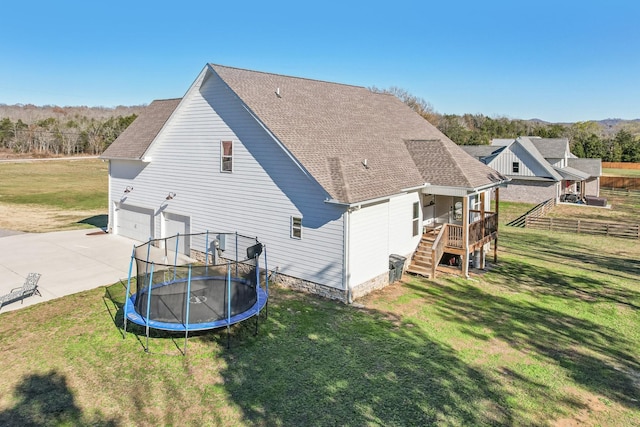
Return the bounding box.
[406,265,432,278]
[413,254,431,263]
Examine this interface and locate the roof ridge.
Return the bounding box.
[209,63,368,91]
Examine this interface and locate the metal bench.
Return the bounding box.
[0,273,41,310]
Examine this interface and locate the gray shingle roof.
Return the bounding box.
[568,158,602,177]
[405,140,507,189]
[211,64,505,202]
[100,98,181,160]
[528,137,570,159]
[459,145,503,161]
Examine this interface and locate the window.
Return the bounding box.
[221,141,233,172]
[291,216,302,239]
[454,201,463,221]
[512,161,520,173]
[412,202,420,237]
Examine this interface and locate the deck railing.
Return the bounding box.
[431,224,449,278]
[447,224,463,248]
[444,211,498,249]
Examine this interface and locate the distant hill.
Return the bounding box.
[526,117,640,137]
[0,103,146,123]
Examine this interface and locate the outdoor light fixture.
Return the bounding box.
[124,186,133,193]
[166,192,176,200]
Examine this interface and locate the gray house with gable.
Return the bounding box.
[462,137,601,204]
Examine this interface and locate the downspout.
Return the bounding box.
[343,209,352,304]
[107,160,113,233]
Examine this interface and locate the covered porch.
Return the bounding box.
[408,187,501,279]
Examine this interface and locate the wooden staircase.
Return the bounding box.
[406,230,438,278]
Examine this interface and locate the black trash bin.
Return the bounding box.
[389,254,407,283]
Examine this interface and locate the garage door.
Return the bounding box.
[163,212,190,255]
[116,204,154,242]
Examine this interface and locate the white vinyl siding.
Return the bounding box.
[107,69,345,289]
[388,192,422,256]
[489,143,554,178]
[348,201,390,286]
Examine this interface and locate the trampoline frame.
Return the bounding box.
[122,231,269,353]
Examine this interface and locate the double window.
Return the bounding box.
[221,141,233,172]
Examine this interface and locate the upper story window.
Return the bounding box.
[512,161,520,173]
[291,216,303,239]
[221,141,233,172]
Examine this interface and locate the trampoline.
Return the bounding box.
[123,231,269,352]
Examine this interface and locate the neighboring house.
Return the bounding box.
[462,137,601,204]
[101,64,508,302]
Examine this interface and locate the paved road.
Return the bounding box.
[0,229,136,313]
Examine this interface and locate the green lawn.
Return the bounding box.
[0,159,108,231]
[603,167,640,177]
[0,159,108,210]
[0,163,638,425]
[1,224,639,426]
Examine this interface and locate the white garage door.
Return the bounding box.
[163,212,190,255]
[116,204,154,242]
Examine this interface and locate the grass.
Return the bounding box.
[1,229,639,425]
[603,168,640,177]
[0,159,108,231]
[0,162,638,425]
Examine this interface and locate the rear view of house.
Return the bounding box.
[101,64,508,302]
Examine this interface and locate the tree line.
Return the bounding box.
[2,93,639,162]
[372,87,640,162]
[0,104,142,156]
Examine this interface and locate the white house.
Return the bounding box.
[101,64,508,302]
[462,137,601,204]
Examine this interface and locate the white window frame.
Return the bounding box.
[221,140,233,173]
[512,161,520,173]
[412,202,420,237]
[291,216,303,239]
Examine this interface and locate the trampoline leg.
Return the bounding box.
[226,325,231,349]
[255,314,259,336]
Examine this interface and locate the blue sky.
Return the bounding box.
[0,1,638,122]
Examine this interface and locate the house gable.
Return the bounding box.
[488,138,562,181]
[106,65,347,290]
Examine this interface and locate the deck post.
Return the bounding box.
[462,195,469,278]
[494,188,499,263]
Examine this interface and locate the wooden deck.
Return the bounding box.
[407,211,499,279]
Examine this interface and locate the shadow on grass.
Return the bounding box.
[498,231,640,309]
[216,290,518,426]
[77,214,108,229]
[405,277,640,412]
[0,371,118,426]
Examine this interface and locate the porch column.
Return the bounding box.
[462,195,469,278]
[494,188,499,263]
[479,192,486,269]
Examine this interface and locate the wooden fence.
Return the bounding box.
[602,162,640,170]
[506,198,556,228]
[600,187,640,200]
[525,217,639,239]
[600,176,640,190]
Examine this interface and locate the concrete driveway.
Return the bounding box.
[0,229,137,313]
